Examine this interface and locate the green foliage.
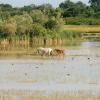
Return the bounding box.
[0,21,4,39]
[21,4,36,12]
[59,0,88,17]
[14,13,33,35]
[94,12,100,18]
[37,4,54,17]
[1,18,17,37]
[0,1,99,40]
[65,17,100,25]
[47,29,59,38]
[30,10,48,25]
[0,11,11,20]
[45,19,58,30]
[59,0,74,9]
[89,0,100,4]
[32,24,47,37]
[0,4,12,11]
[0,3,63,39]
[61,30,81,39]
[59,0,99,18]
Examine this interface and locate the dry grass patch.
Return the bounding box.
[0,90,100,100]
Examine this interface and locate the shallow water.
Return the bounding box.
[0,41,100,83]
[0,41,100,99]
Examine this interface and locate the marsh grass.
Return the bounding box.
[0,90,100,100]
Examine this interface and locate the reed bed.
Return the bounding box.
[0,38,64,51]
[0,37,64,57]
[0,90,99,100]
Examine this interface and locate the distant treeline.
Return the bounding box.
[0,4,62,39]
[60,0,100,25]
[0,0,100,40]
[60,0,100,18]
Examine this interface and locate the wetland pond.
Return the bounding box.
[0,40,100,99]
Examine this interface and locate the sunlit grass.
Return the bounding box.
[63,25,100,33]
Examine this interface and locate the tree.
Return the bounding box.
[30,10,48,25]
[59,0,88,17]
[14,13,33,36]
[0,11,10,20]
[0,4,12,11]
[37,4,59,18]
[89,0,100,4]
[74,1,90,17]
[45,19,58,30]
[32,23,47,37]
[85,6,94,17]
[37,4,53,14]
[21,4,36,13]
[2,18,17,38]
[89,0,100,12]
[59,0,74,9]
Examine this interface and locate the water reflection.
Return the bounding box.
[65,41,100,56]
[81,41,100,47]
